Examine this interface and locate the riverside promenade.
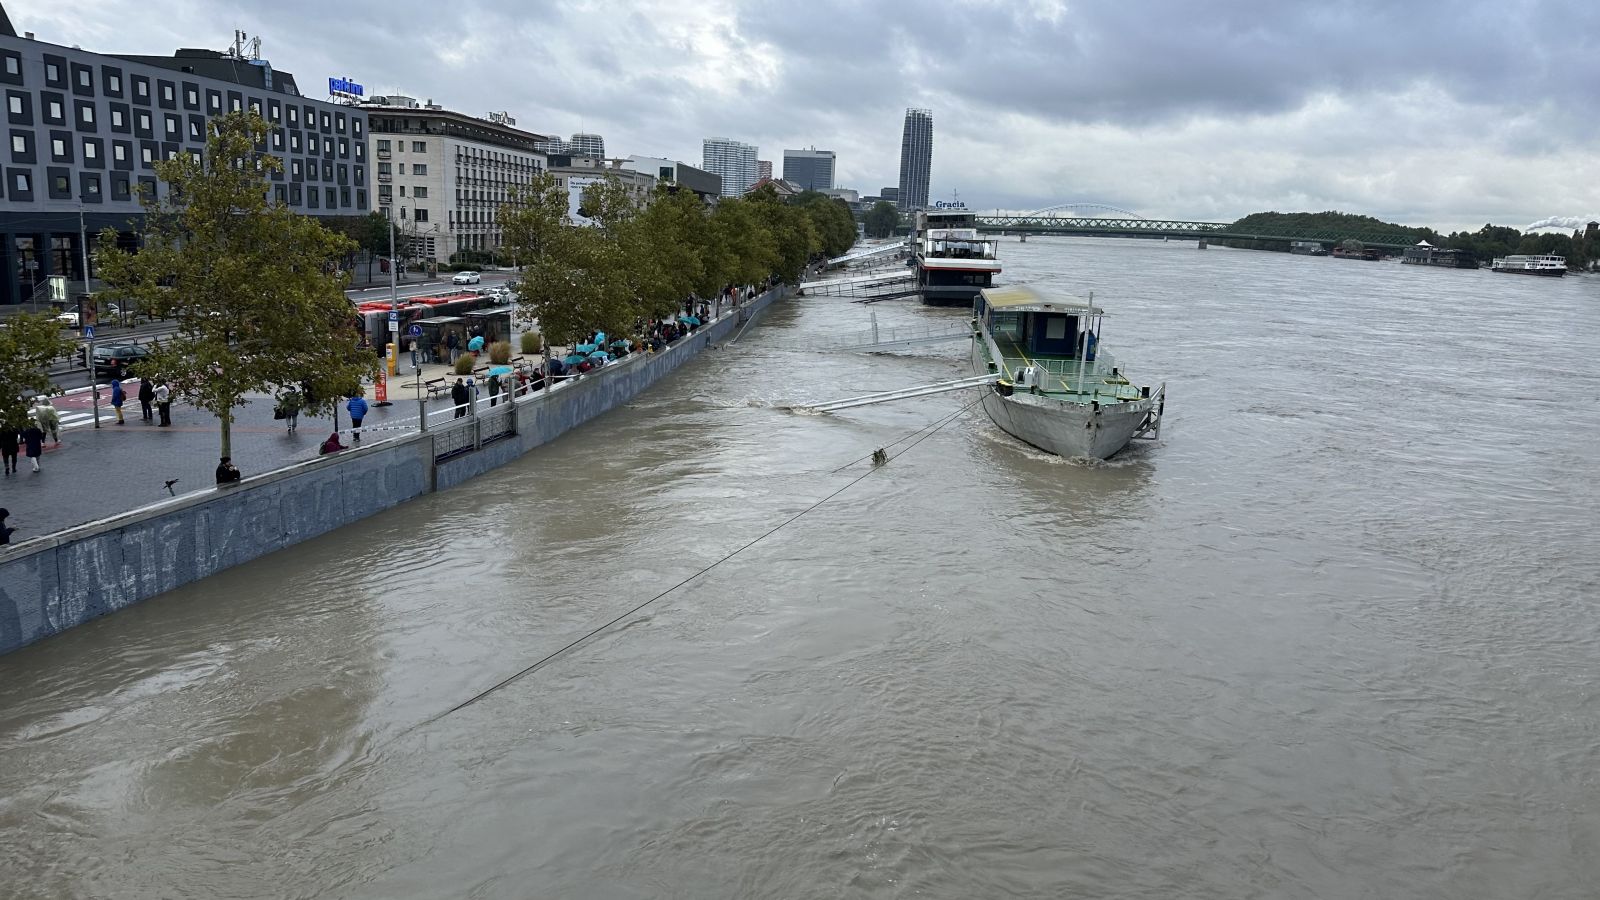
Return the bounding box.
[4,360,516,539]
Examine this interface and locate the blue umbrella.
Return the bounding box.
[678,315,701,326]
[563,353,586,365]
[575,342,597,354]
[488,364,513,378]
[588,349,611,362]
[594,331,607,345]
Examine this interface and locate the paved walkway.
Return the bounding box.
[2,365,499,540]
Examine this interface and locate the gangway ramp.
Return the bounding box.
[827,241,909,268]
[799,270,918,301]
[808,316,974,352]
[799,374,1000,412]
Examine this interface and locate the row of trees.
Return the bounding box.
[501,176,854,346]
[1221,210,1596,269]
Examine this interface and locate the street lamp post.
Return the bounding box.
[377,212,399,407]
[80,208,100,428]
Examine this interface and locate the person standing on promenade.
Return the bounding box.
[0,508,13,545]
[346,393,368,442]
[0,425,18,475]
[446,331,460,364]
[450,378,469,418]
[21,422,44,472]
[138,379,155,422]
[110,379,126,425]
[155,382,172,427]
[277,386,303,433]
[33,398,60,446]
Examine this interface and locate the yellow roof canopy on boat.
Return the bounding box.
[980,284,1104,316]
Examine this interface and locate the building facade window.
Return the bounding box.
[413,163,427,175]
[412,141,426,153]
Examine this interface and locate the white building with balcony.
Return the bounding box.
[363,95,548,264]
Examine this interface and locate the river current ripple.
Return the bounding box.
[2,238,1598,899]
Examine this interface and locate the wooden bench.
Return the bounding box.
[424,377,449,399]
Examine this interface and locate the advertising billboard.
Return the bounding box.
[567,176,601,227]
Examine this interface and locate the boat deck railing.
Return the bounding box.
[994,347,1145,403]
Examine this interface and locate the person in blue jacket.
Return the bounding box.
[110,379,126,425]
[347,394,369,442]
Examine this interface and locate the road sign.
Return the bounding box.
[388,320,400,332]
[408,324,423,337]
[388,311,399,321]
[83,325,94,338]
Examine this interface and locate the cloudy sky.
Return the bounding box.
[11,0,1600,231]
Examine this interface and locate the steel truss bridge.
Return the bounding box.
[919,203,1423,250]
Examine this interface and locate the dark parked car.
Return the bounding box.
[87,343,150,378]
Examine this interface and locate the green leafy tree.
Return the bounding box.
[95,110,377,462]
[501,171,573,344]
[864,201,900,238]
[793,191,858,258]
[0,312,74,428]
[747,186,819,283]
[709,197,779,289]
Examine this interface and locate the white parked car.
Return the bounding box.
[55,310,79,327]
[452,271,481,285]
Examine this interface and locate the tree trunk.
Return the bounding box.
[219,411,232,461]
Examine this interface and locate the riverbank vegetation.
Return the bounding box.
[1219,210,1595,270]
[500,175,855,346]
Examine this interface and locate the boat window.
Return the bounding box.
[1045,317,1067,340]
[990,312,1024,341]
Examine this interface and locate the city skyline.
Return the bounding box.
[7,1,1599,231]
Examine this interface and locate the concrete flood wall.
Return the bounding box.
[0,288,784,656]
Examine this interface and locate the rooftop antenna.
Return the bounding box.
[228,30,261,60]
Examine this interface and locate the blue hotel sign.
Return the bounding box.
[328,77,365,98]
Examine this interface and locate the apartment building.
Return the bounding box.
[0,12,368,304]
[363,95,549,264]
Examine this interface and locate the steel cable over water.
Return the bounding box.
[406,392,987,735]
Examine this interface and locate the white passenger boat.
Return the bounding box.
[914,208,1002,307]
[1490,253,1567,276]
[970,284,1164,460]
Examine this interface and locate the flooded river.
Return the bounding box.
[3,238,1599,898]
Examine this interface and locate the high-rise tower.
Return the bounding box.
[702,138,760,197]
[896,108,933,211]
[783,148,837,191]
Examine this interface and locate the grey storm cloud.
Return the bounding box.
[10,0,1600,229]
